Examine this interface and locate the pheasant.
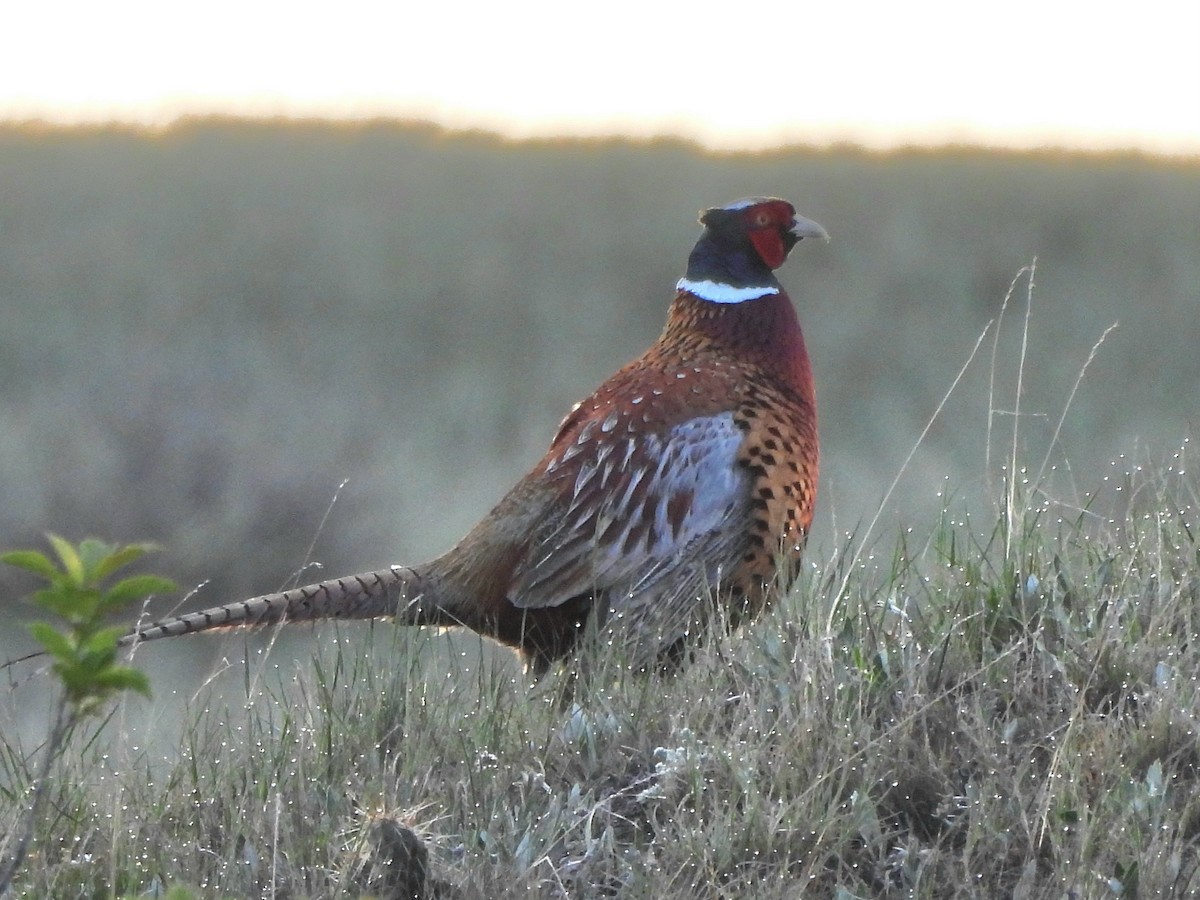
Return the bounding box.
[16,198,826,675]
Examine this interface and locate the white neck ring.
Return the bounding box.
[676,278,779,305]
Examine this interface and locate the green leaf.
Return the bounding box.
[11,535,161,717]
[55,664,92,699]
[1,549,60,579]
[78,538,118,581]
[33,586,103,623]
[47,533,85,587]
[92,543,153,583]
[81,625,123,658]
[27,621,76,660]
[103,575,176,608]
[93,667,151,698]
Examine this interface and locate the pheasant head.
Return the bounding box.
[677,197,829,304]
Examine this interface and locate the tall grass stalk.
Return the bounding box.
[1,272,1196,897]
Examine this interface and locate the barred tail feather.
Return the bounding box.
[120,566,421,647]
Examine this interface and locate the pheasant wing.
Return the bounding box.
[508,411,751,650]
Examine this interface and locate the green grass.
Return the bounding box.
[2,124,1198,896]
[2,454,1198,898]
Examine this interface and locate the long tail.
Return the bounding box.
[2,566,430,670]
[121,566,424,646]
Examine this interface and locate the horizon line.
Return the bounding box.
[2,112,1199,165]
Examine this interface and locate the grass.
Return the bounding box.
[0,538,168,893]
[2,450,1198,898]
[1,147,1197,895]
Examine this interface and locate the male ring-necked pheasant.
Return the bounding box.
[24,198,827,675]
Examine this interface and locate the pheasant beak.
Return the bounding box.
[790,214,830,243]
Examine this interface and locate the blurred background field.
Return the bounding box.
[1,119,1197,660]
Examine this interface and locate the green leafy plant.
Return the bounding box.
[0,535,173,893]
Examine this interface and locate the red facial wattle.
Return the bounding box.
[749,228,788,269]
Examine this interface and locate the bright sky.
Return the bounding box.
[5,0,1199,155]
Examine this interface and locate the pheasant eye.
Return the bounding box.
[754,211,771,227]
